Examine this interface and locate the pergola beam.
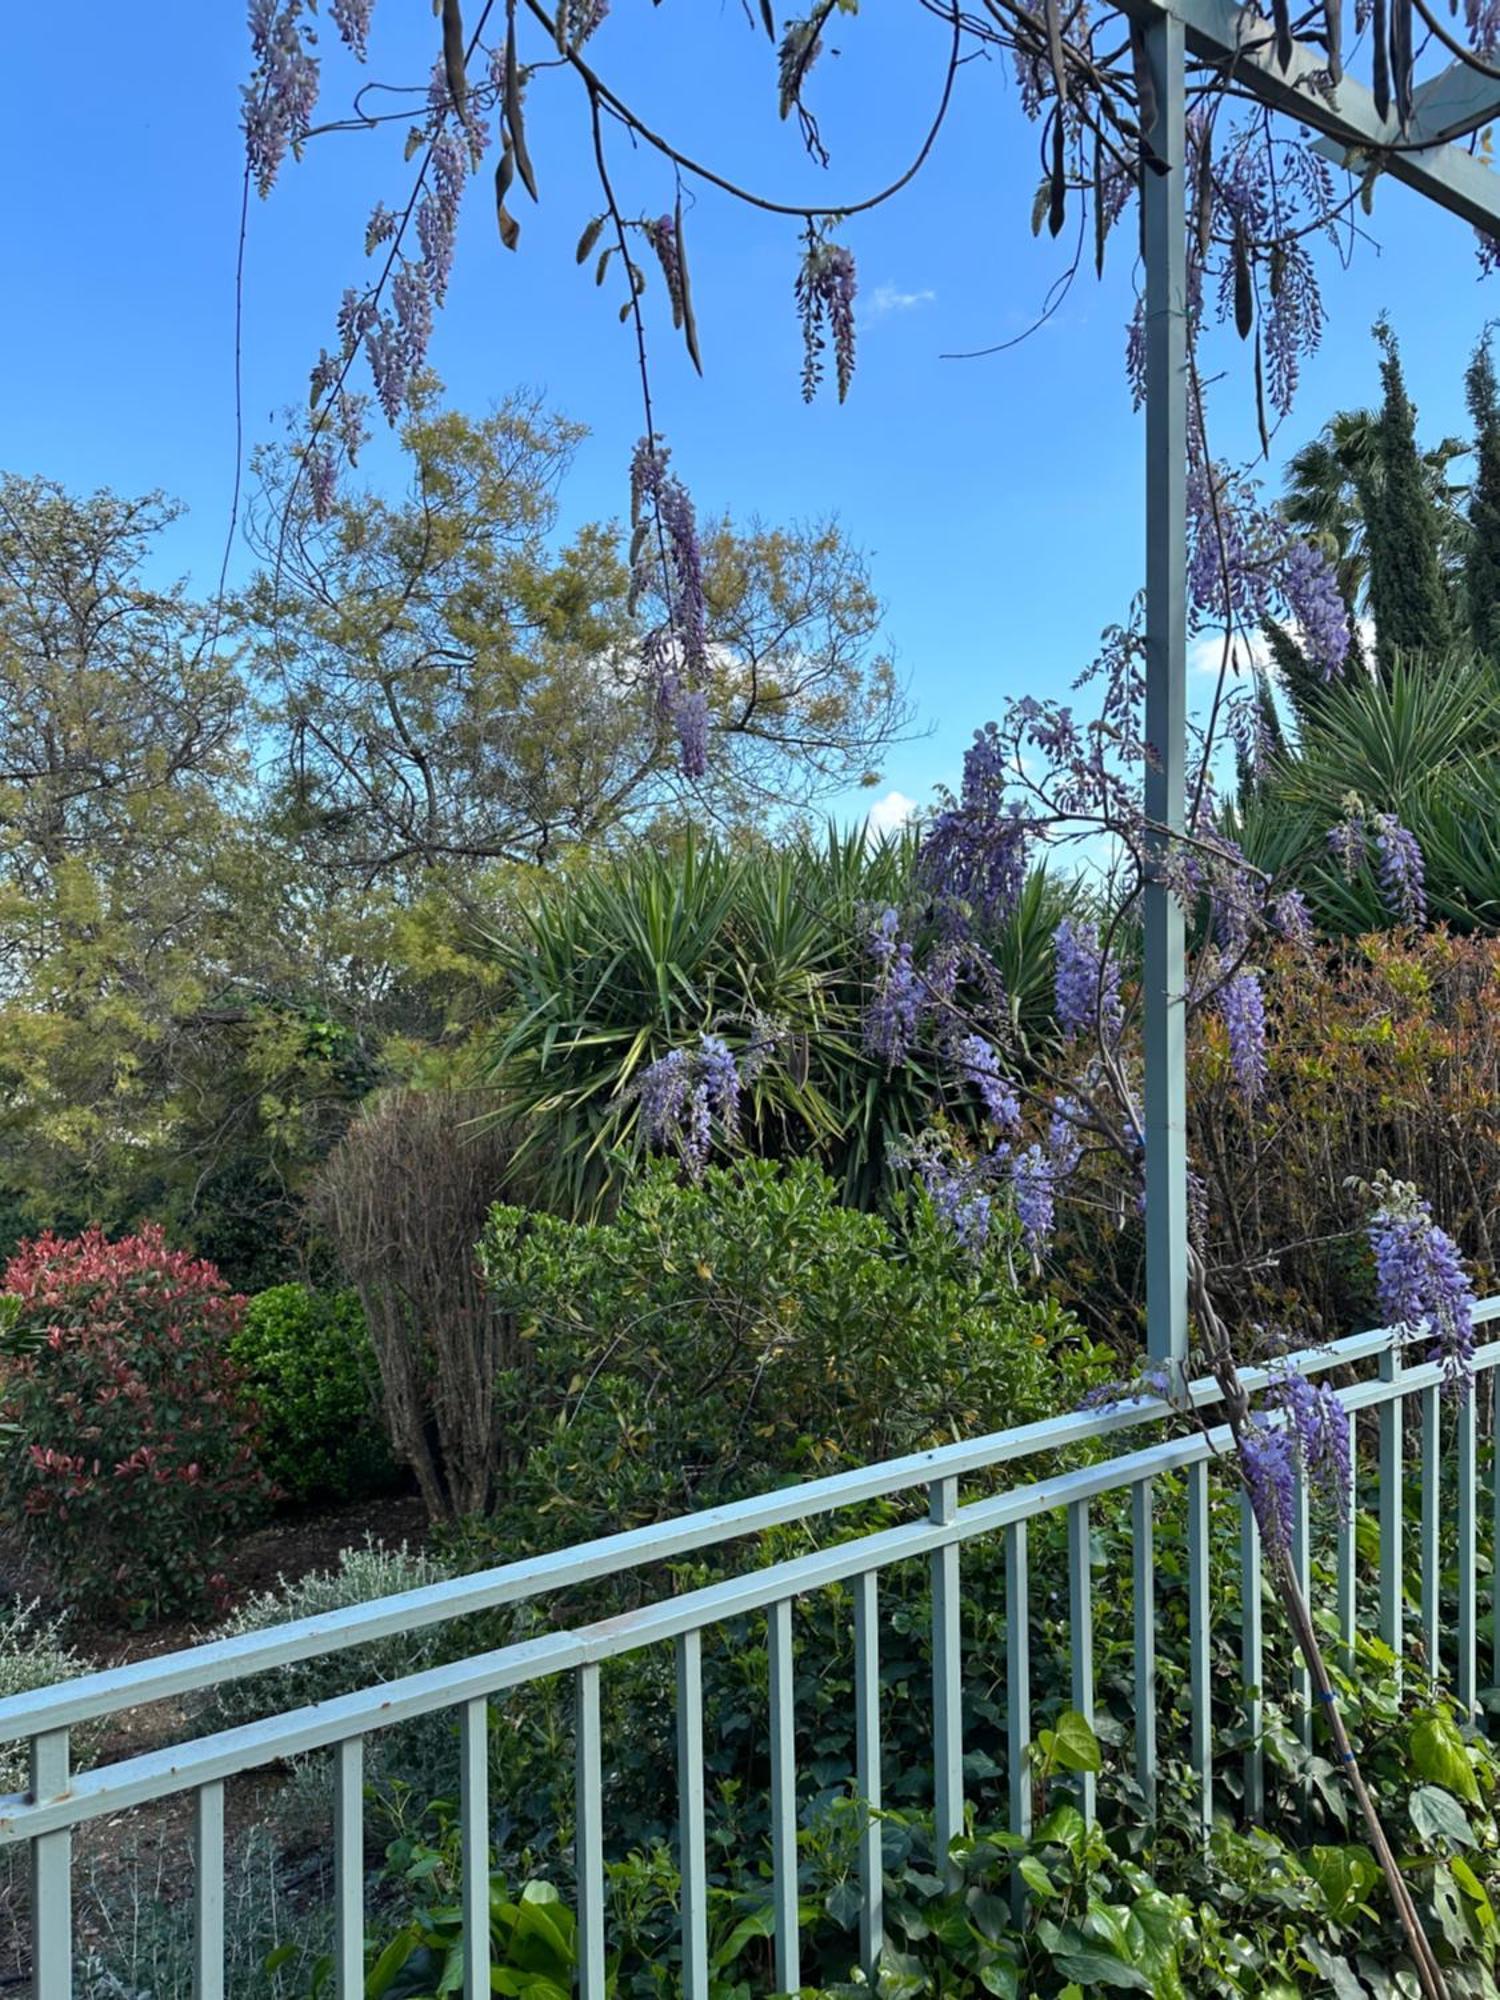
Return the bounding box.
[1132,0,1500,233]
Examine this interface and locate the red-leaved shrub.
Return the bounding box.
[0,1226,269,1623]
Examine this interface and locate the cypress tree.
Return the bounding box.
[1466,333,1500,658]
[1367,320,1450,678]
[1262,615,1328,732]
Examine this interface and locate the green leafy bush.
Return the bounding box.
[230,1285,397,1505]
[0,1226,269,1623]
[478,1156,1105,1543]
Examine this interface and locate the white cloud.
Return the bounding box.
[866,283,936,322]
[1188,629,1272,681]
[865,789,918,838]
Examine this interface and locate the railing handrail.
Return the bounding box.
[2,1303,1492,1743]
[2,1328,1493,1845]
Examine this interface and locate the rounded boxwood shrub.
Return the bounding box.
[230,1285,397,1506]
[0,1226,269,1624]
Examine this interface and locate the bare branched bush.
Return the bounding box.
[312,1090,522,1518]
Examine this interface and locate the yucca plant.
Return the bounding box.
[1233,651,1500,933]
[475,827,1075,1216]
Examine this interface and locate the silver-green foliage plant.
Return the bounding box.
[201,1540,453,1732]
[0,1600,97,1794]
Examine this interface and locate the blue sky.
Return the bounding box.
[4,2,1495,825]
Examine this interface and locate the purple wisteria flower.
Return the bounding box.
[1270,887,1314,943]
[1369,1178,1476,1394]
[955,1034,1021,1132]
[1219,968,1269,1104]
[244,0,321,197]
[330,0,375,59]
[1371,812,1427,925]
[1010,1143,1055,1254]
[1326,801,1427,924]
[920,726,1030,927]
[1239,1422,1298,1554]
[1053,917,1122,1041]
[865,907,924,1064]
[1281,537,1351,679]
[795,237,857,402]
[1268,1365,1353,1520]
[636,1034,741,1177]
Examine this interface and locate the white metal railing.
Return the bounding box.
[3,1302,1499,1997]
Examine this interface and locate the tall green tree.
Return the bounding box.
[1368,320,1452,677]
[245,383,913,897]
[1466,333,1500,657]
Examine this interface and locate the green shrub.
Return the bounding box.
[231,1285,397,1506]
[0,1226,269,1624]
[479,1156,1106,1543]
[0,1600,98,1793]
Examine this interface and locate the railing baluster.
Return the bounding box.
[853,1572,883,1981]
[1004,1520,1030,1921]
[30,1728,71,2000]
[676,1632,709,2000]
[1240,1490,1264,1824]
[575,1668,605,2000]
[1421,1384,1441,1686]
[1186,1461,1212,1838]
[1337,1409,1357,1672]
[334,1736,364,1998]
[929,1477,963,1881]
[1131,1479,1157,1817]
[1494,1369,1500,1701]
[767,1601,800,1995]
[1291,1470,1311,1767]
[1066,1499,1095,1823]
[1458,1387,1477,1717]
[1378,1343,1403,1681]
[459,1698,491,2000]
[193,1780,226,2000]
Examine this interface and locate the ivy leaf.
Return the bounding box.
[1300,1938,1366,2000]
[1411,1708,1481,1804]
[1050,1709,1102,1773]
[1409,1782,1477,1847]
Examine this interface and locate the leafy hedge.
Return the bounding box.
[230,1285,397,1506]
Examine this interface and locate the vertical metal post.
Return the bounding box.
[1141,0,1189,1383]
[1067,1500,1096,1823]
[929,1477,963,1882]
[1240,1490,1264,1823]
[1185,1460,1213,1837]
[853,1573,883,1982]
[1457,1389,1477,1717]
[334,1737,364,1999]
[1132,1479,1158,1817]
[1337,1410,1358,1672]
[1004,1521,1031,1921]
[767,1601,800,1995]
[576,1671,605,2000]
[1420,1385,1441,1685]
[462,1699,492,2000]
[676,1632,709,2000]
[193,1780,226,2000]
[29,1729,71,2000]
[1379,1344,1404,1681]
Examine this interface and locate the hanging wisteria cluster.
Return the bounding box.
[1329,793,1429,922]
[239,0,1500,786]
